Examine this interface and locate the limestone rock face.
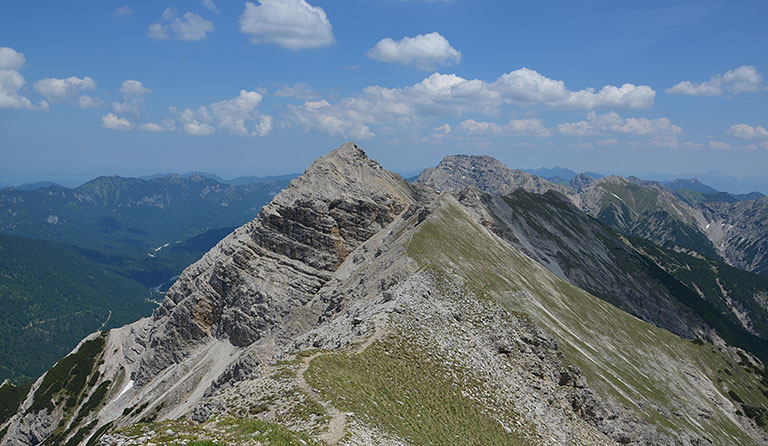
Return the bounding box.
[135,143,416,383]
[416,154,576,200]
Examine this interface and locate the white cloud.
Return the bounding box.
[78,95,102,108]
[179,108,215,135]
[492,68,655,109]
[34,76,98,107]
[202,0,220,14]
[148,8,214,41]
[178,90,271,136]
[113,80,151,116]
[289,99,374,139]
[239,0,334,49]
[286,69,657,139]
[0,47,49,111]
[139,122,164,132]
[557,112,682,136]
[726,123,768,139]
[709,140,732,151]
[367,32,461,70]
[434,123,451,135]
[274,83,319,99]
[0,47,26,70]
[667,66,763,96]
[138,119,175,132]
[458,118,551,137]
[101,113,133,130]
[113,5,134,16]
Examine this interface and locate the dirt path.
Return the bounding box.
[295,315,389,444]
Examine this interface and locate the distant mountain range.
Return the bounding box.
[0,174,292,285]
[138,171,300,186]
[1,172,300,191]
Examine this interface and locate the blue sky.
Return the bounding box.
[1,0,767,187]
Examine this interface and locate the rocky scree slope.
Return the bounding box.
[2,143,768,445]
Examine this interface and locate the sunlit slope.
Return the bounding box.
[407,200,768,444]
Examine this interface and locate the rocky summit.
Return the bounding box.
[2,143,768,446]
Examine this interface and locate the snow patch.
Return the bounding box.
[118,380,134,397]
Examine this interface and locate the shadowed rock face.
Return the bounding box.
[135,143,416,383]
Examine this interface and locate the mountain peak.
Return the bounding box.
[326,141,367,160]
[416,153,572,198]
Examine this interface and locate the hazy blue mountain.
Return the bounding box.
[663,178,719,194]
[524,166,579,180]
[139,171,228,183]
[2,182,64,191]
[139,172,300,186]
[227,173,300,185]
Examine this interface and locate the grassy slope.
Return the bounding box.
[0,234,155,383]
[406,201,767,444]
[307,335,525,445]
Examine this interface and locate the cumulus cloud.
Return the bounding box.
[148,8,214,41]
[286,69,656,139]
[113,5,134,16]
[178,90,272,136]
[113,80,151,116]
[101,113,133,130]
[239,0,334,49]
[726,123,768,139]
[367,32,461,70]
[34,76,99,108]
[667,66,763,96]
[557,112,682,136]
[202,0,220,14]
[492,68,655,109]
[458,118,551,137]
[0,47,49,111]
[289,99,374,140]
[0,47,26,70]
